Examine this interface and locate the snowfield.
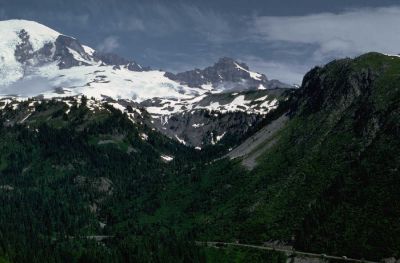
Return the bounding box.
[0,19,284,148]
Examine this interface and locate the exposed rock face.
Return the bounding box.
[141,88,290,147]
[290,59,377,116]
[93,52,146,71]
[12,29,92,70]
[14,29,55,68]
[149,110,263,147]
[289,57,381,149]
[54,35,91,69]
[14,29,34,64]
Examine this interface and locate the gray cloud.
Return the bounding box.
[0,9,5,19]
[252,6,400,61]
[56,13,90,26]
[4,1,400,85]
[97,36,120,52]
[119,17,145,31]
[182,5,232,43]
[239,55,308,84]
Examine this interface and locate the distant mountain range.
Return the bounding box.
[0,19,294,146]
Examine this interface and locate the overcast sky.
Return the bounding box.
[1,0,400,84]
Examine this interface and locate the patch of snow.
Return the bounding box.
[12,103,19,110]
[160,154,174,162]
[201,83,213,91]
[260,98,278,110]
[192,123,204,128]
[384,53,400,58]
[82,45,95,56]
[258,84,267,90]
[216,132,226,142]
[175,135,186,145]
[234,62,263,81]
[67,48,92,65]
[255,95,269,101]
[140,133,148,141]
[108,102,126,113]
[211,132,216,145]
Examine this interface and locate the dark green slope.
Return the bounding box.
[0,99,208,262]
[152,52,400,260]
[0,52,399,262]
[204,52,400,260]
[291,53,400,259]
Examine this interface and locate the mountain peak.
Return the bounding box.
[216,57,236,64]
[214,57,250,71]
[0,19,61,49]
[216,57,245,65]
[164,56,285,90]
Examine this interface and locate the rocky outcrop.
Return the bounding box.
[149,109,263,147]
[53,35,91,69]
[93,52,146,71]
[142,89,291,147]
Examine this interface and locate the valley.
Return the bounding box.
[0,19,399,263]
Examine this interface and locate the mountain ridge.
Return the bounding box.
[0,19,294,146]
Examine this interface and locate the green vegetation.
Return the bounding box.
[0,53,399,262]
[204,247,286,263]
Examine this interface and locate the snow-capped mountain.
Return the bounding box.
[0,20,199,100]
[0,19,294,146]
[165,57,291,91]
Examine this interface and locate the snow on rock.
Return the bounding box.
[108,102,126,113]
[82,45,95,56]
[160,154,174,162]
[140,133,148,141]
[258,84,267,90]
[194,95,253,113]
[260,98,278,109]
[255,95,269,102]
[234,62,263,81]
[216,132,226,142]
[211,132,226,145]
[175,135,186,145]
[192,123,204,128]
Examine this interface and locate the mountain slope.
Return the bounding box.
[215,52,400,260]
[0,19,293,147]
[0,52,399,262]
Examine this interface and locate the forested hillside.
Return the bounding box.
[0,52,399,262]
